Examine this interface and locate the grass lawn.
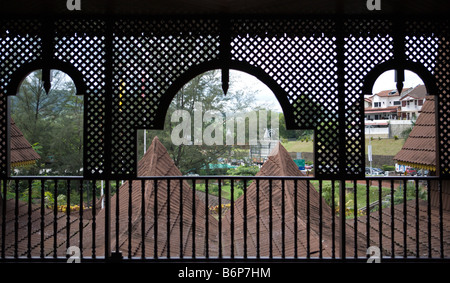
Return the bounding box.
[195,182,244,201]
[281,140,314,152]
[311,180,391,218]
[364,138,405,156]
[282,138,405,156]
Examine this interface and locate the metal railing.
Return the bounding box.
[1,175,448,262]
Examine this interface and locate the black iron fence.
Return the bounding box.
[1,176,448,262]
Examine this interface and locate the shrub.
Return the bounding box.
[382,165,395,171]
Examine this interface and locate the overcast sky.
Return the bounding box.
[230,70,283,113]
[372,70,424,94]
[231,69,425,113]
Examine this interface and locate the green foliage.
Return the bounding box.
[11,70,83,175]
[320,181,339,208]
[227,165,259,176]
[401,119,416,140]
[384,182,427,206]
[195,183,243,201]
[140,70,262,175]
[279,112,313,141]
[382,165,395,171]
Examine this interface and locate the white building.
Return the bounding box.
[398,84,428,120]
[364,86,427,138]
[364,87,413,121]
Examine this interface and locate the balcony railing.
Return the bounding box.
[1,175,448,262]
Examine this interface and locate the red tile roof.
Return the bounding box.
[84,136,219,258]
[374,88,411,97]
[394,96,436,171]
[222,142,365,257]
[10,118,40,167]
[348,198,450,258]
[400,84,428,100]
[365,106,400,114]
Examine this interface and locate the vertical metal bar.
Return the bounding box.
[27,179,32,259]
[40,179,45,258]
[319,179,323,259]
[243,179,247,259]
[79,180,84,259]
[339,179,346,260]
[230,179,235,259]
[66,180,72,256]
[154,179,158,259]
[331,180,336,259]
[218,178,222,259]
[403,179,407,258]
[128,180,132,259]
[294,179,298,259]
[179,179,183,259]
[378,179,383,260]
[336,11,347,260]
[192,178,196,259]
[353,180,357,259]
[53,179,58,259]
[167,179,171,258]
[415,179,419,258]
[439,179,444,258]
[1,179,6,259]
[281,179,285,259]
[427,179,431,258]
[115,180,120,254]
[14,180,19,258]
[390,179,395,258]
[204,179,208,259]
[366,179,370,258]
[141,179,145,259]
[269,179,273,259]
[104,180,111,260]
[101,13,113,256]
[205,179,209,258]
[256,179,260,259]
[92,180,97,259]
[306,179,311,258]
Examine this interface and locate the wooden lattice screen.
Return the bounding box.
[0,16,449,178]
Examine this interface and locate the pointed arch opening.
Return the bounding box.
[9,69,84,176]
[362,64,437,178]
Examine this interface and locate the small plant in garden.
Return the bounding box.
[209,203,232,218]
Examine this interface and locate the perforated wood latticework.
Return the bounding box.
[0,17,449,178]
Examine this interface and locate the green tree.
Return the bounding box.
[139,70,259,175]
[11,70,83,175]
[278,112,313,141]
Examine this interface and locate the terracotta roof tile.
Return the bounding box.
[0,198,89,258]
[84,136,219,258]
[348,198,450,257]
[400,84,428,100]
[394,96,436,170]
[374,88,411,97]
[222,142,365,258]
[10,118,40,166]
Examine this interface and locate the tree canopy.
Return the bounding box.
[11,69,83,175]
